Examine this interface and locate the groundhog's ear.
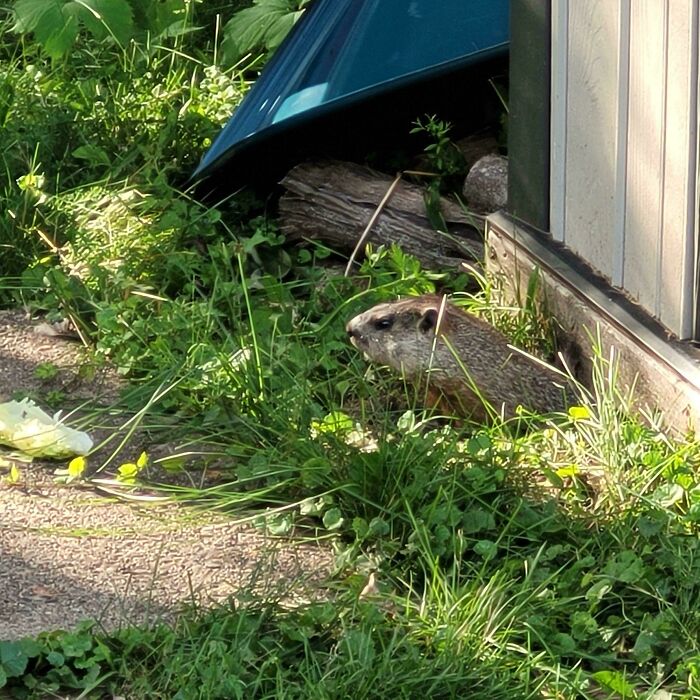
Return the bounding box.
[418,308,439,334]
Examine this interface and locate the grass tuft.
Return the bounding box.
[2,4,700,698]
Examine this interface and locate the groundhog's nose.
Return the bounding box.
[346,318,362,345]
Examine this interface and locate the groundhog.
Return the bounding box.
[346,294,574,421]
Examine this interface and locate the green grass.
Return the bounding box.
[1,2,700,699]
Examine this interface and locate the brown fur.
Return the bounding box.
[346,294,574,420]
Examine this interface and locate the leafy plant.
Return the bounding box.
[412,115,466,181]
[1,6,248,293]
[0,621,112,695]
[456,266,558,358]
[11,0,193,61]
[12,0,136,61]
[220,0,309,66]
[411,114,467,200]
[4,4,700,699]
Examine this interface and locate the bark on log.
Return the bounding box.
[278,160,484,271]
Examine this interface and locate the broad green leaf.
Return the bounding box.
[160,455,186,472]
[46,650,65,666]
[368,517,389,537]
[16,172,45,192]
[311,411,353,435]
[0,641,29,677]
[540,466,564,488]
[462,508,496,534]
[352,517,369,538]
[396,410,416,432]
[603,550,644,583]
[540,543,567,561]
[43,12,79,59]
[473,539,497,560]
[300,496,327,517]
[129,0,184,37]
[12,0,61,32]
[466,433,492,455]
[585,579,612,603]
[78,0,134,41]
[592,670,638,698]
[300,456,330,488]
[685,502,700,523]
[571,611,598,640]
[72,144,111,166]
[632,630,656,664]
[637,514,665,537]
[136,451,148,469]
[12,0,134,60]
[650,482,684,508]
[221,0,305,65]
[58,632,92,656]
[322,507,344,531]
[550,632,576,655]
[266,512,293,535]
[18,639,42,657]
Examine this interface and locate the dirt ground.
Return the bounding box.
[0,310,333,640]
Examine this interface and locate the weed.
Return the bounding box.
[411,115,467,188]
[3,3,700,699]
[410,114,468,226]
[221,0,310,66]
[454,265,558,358]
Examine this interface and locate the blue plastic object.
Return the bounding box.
[193,0,509,190]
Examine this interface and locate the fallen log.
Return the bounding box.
[278,160,484,272]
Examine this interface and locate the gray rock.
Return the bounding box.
[462,154,508,213]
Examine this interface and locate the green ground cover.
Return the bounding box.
[1,2,699,698]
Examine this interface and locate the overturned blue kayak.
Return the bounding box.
[193,0,509,192]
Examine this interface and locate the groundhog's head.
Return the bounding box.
[346,295,453,376]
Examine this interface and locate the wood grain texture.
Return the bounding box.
[552,0,699,337]
[278,161,484,271]
[623,1,667,314]
[563,0,620,277]
[659,0,698,338]
[612,0,630,287]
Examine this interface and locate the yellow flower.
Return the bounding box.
[568,406,591,421]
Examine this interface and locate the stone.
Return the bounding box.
[462,154,508,213]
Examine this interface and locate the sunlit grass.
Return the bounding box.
[2,3,700,698]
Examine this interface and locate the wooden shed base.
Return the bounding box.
[486,212,700,433]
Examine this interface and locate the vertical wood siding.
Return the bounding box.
[623,1,667,312]
[550,0,699,338]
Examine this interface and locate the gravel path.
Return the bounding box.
[0,310,333,641]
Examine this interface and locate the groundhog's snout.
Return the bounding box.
[346,315,374,353]
[346,318,361,346]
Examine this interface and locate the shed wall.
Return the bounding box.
[549,0,699,338]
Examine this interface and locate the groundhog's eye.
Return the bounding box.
[373,316,393,331]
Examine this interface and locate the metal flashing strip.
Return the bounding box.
[488,211,700,391]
